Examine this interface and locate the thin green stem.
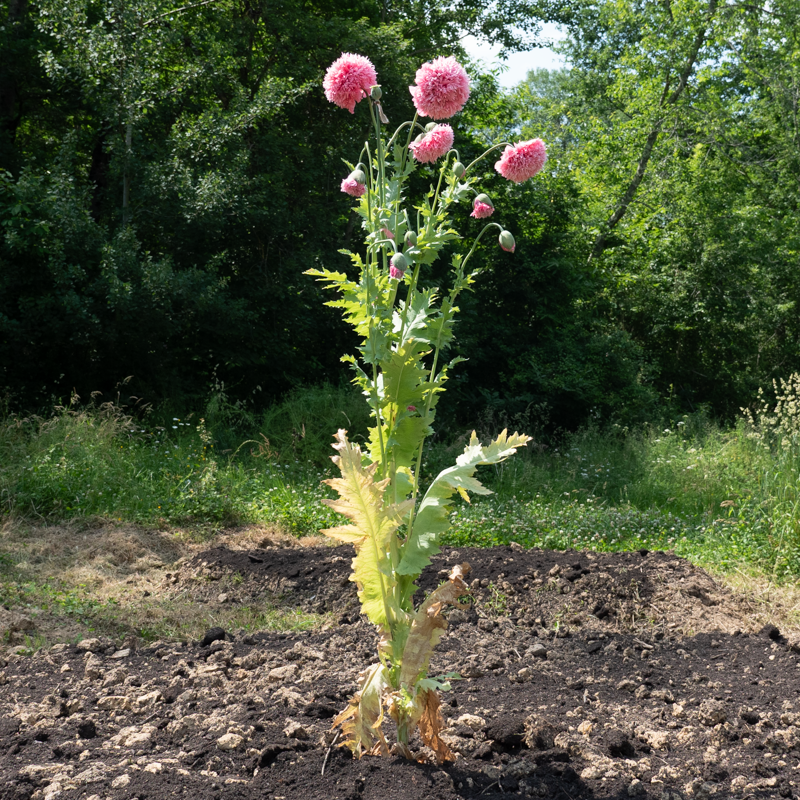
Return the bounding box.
[464,141,512,175]
[363,136,387,479]
[402,223,502,549]
[425,152,454,236]
[385,118,422,152]
[459,222,503,275]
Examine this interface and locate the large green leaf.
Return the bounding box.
[321,430,412,629]
[396,430,531,579]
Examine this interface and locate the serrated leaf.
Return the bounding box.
[396,429,531,578]
[333,663,390,757]
[321,430,412,629]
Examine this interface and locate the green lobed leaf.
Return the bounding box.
[321,430,412,629]
[396,430,531,580]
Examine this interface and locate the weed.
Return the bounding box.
[483,582,509,617]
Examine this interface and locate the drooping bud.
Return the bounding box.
[425,121,438,132]
[405,230,417,247]
[471,193,494,219]
[499,230,516,253]
[341,177,366,197]
[370,85,382,100]
[349,167,367,185]
[452,161,466,178]
[390,252,408,279]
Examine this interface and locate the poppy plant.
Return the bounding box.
[309,54,547,763]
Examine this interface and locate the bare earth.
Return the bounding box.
[1,523,800,800]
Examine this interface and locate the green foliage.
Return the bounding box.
[1,0,561,416]
[2,380,800,578]
[0,396,342,534]
[524,0,800,416]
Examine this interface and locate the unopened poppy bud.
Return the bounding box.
[405,230,417,247]
[390,252,408,273]
[499,230,516,253]
[471,193,494,219]
[425,121,438,132]
[452,161,466,178]
[349,168,367,185]
[370,85,382,100]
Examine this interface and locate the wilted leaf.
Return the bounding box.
[333,663,390,757]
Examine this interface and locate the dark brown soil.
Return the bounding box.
[2,544,800,800]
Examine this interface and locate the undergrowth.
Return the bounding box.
[2,377,800,580]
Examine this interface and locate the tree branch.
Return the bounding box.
[588,0,719,265]
[144,0,223,27]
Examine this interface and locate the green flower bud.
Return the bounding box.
[452,161,466,178]
[425,122,438,132]
[390,252,408,279]
[499,230,516,253]
[474,193,494,209]
[349,168,367,185]
[370,85,382,100]
[405,230,417,247]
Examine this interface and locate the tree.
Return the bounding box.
[513,0,800,414]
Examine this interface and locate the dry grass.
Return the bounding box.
[711,566,800,637]
[3,518,799,651]
[0,518,331,649]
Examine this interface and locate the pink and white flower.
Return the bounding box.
[409,56,470,119]
[323,53,377,114]
[341,177,366,197]
[409,124,454,163]
[494,139,547,183]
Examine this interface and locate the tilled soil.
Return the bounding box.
[2,544,800,800]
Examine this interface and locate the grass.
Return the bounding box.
[2,378,800,589]
[0,519,329,648]
[440,411,800,579]
[0,389,354,535]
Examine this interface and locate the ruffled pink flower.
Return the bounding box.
[471,200,494,219]
[409,124,454,163]
[409,56,470,119]
[495,139,547,183]
[341,177,366,197]
[389,265,405,279]
[323,53,377,114]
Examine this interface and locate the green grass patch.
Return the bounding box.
[3,379,800,580]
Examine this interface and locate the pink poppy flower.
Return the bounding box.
[323,53,377,114]
[409,124,454,163]
[380,227,394,240]
[494,139,547,183]
[470,193,494,219]
[409,56,470,119]
[340,177,366,197]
